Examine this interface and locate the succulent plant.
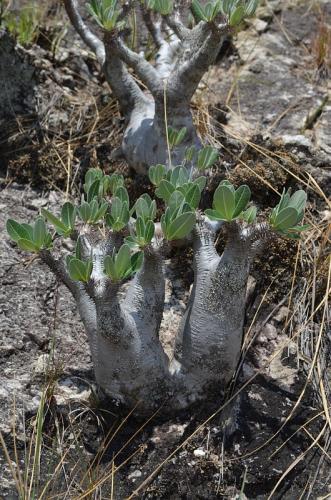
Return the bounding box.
[7,159,308,415]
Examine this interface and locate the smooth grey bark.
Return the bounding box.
[173,222,251,406]
[63,0,229,173]
[41,220,272,414]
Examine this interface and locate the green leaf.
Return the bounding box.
[120,204,130,227]
[33,217,47,249]
[167,212,196,240]
[41,209,68,234]
[221,0,234,15]
[6,219,32,242]
[94,200,109,221]
[136,217,146,239]
[220,179,235,190]
[241,205,257,223]
[66,254,75,270]
[213,184,236,220]
[197,146,219,170]
[109,173,124,193]
[149,164,166,187]
[155,179,175,202]
[135,197,150,221]
[193,176,207,192]
[130,251,143,273]
[205,209,224,221]
[153,0,173,15]
[177,183,190,197]
[174,127,187,146]
[125,236,140,250]
[116,244,131,277]
[245,0,259,17]
[83,168,102,194]
[178,167,189,186]
[169,190,185,211]
[211,0,221,19]
[111,197,123,221]
[160,213,167,238]
[191,0,208,21]
[89,199,99,222]
[44,233,53,249]
[277,189,291,213]
[68,258,92,282]
[75,236,84,260]
[115,186,129,206]
[140,193,153,206]
[233,185,251,217]
[185,184,201,209]
[185,145,196,163]
[288,190,307,213]
[21,223,34,240]
[273,207,299,231]
[229,5,245,26]
[169,166,188,187]
[287,224,310,233]
[61,202,76,229]
[104,255,117,280]
[78,202,91,223]
[17,238,40,252]
[87,179,100,202]
[145,220,155,243]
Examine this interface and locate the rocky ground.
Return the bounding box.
[0,0,330,498]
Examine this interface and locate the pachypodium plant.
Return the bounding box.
[7,152,308,415]
[63,0,259,173]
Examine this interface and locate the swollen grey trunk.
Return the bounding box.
[9,170,307,416]
[40,219,263,414]
[64,0,235,173]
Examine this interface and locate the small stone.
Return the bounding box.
[0,344,15,356]
[253,19,268,33]
[281,134,312,149]
[33,354,50,374]
[274,306,290,323]
[264,323,277,340]
[193,448,206,458]
[257,331,267,343]
[30,198,48,209]
[128,470,142,480]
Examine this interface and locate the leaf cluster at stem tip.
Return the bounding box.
[86,0,259,32]
[269,189,309,239]
[6,155,309,284]
[86,0,125,31]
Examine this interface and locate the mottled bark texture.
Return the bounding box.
[64,0,229,173]
[41,220,271,415]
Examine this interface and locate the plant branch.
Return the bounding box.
[164,12,190,40]
[107,34,161,94]
[241,222,276,258]
[63,0,106,64]
[39,249,79,296]
[141,6,164,49]
[169,22,229,102]
[242,222,274,245]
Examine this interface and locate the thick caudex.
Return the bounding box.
[63,0,260,173]
[7,163,308,415]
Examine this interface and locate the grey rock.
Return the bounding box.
[264,323,278,340]
[281,134,313,149]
